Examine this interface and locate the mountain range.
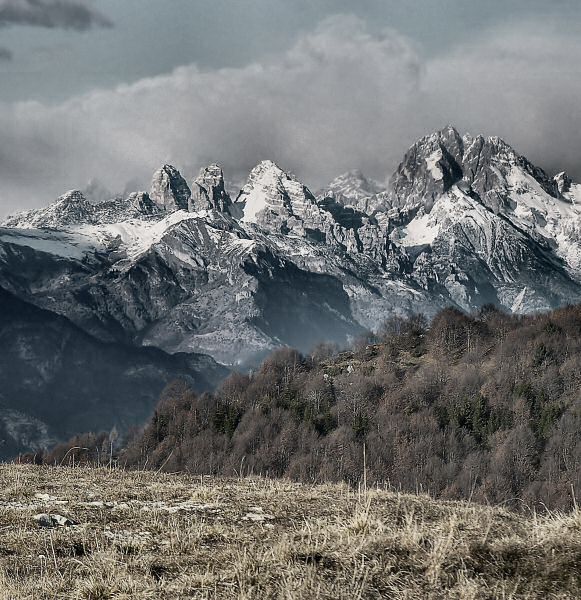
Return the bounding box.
[2,125,581,454]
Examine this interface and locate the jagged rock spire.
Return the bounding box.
[150,165,191,212]
[189,164,232,213]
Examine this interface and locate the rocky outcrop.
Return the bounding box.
[554,171,572,195]
[189,164,232,213]
[150,165,191,212]
[91,192,161,224]
[460,134,558,213]
[127,192,161,216]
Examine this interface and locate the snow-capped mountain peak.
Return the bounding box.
[2,127,581,367]
[234,160,319,227]
[321,170,384,201]
[318,170,387,215]
[389,125,464,212]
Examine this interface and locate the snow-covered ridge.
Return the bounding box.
[2,126,581,366]
[3,190,95,229]
[78,210,199,261]
[0,227,100,260]
[0,209,220,262]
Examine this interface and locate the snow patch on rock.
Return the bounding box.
[426,150,444,181]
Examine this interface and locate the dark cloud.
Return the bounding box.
[0,0,112,30]
[0,16,580,216]
[0,45,12,59]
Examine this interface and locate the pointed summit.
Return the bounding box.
[150,165,191,212]
[235,160,317,226]
[389,126,464,211]
[189,164,232,213]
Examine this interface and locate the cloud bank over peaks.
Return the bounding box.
[0,14,580,216]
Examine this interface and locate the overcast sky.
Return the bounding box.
[1,0,581,215]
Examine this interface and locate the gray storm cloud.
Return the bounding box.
[0,0,112,30]
[0,15,580,215]
[0,45,11,59]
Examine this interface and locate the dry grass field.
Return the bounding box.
[1,465,581,599]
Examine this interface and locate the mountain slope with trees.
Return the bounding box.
[108,304,581,511]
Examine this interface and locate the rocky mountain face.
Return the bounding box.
[190,164,233,213]
[2,126,581,374]
[3,190,97,229]
[0,286,226,459]
[150,165,191,212]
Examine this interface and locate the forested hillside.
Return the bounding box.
[45,305,581,511]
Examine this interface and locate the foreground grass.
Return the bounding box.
[0,465,580,599]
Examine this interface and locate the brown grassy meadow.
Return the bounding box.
[1,464,581,599]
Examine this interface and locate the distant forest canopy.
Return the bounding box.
[33,304,581,511]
